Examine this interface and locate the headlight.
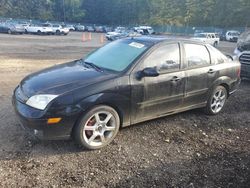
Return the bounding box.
[26,95,58,110]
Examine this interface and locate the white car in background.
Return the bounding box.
[26,24,53,35]
[51,24,70,35]
[106,27,127,41]
[65,25,75,31]
[193,32,220,47]
[226,30,240,42]
[134,26,154,35]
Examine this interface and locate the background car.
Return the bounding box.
[86,26,95,32]
[74,24,85,31]
[226,30,240,42]
[65,25,75,31]
[51,24,70,35]
[7,23,25,34]
[134,26,154,35]
[94,26,105,33]
[0,23,10,34]
[193,32,220,47]
[26,24,53,35]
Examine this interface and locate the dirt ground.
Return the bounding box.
[0,32,249,188]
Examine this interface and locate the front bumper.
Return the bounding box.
[12,95,77,140]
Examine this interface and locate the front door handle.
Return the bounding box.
[208,69,216,74]
[170,76,181,82]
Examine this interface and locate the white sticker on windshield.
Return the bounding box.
[129,42,145,49]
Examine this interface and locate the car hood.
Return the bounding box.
[20,60,116,97]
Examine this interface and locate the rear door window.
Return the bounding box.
[184,43,211,68]
[207,45,228,64]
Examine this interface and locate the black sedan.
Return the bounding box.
[13,37,241,149]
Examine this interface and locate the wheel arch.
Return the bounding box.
[219,83,230,97]
[72,92,130,132]
[209,76,231,98]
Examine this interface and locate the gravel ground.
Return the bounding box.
[0,32,249,188]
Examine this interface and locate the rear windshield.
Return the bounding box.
[85,40,149,72]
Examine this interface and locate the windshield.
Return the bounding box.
[230,32,240,36]
[84,40,148,72]
[194,33,206,38]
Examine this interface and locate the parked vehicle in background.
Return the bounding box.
[106,27,128,41]
[226,30,240,42]
[134,26,154,35]
[234,30,250,78]
[219,31,227,41]
[26,24,53,35]
[193,32,220,47]
[103,26,113,33]
[0,23,10,34]
[94,26,105,33]
[0,23,25,34]
[8,23,25,34]
[74,24,85,31]
[86,26,95,32]
[13,37,241,150]
[51,24,70,35]
[65,25,75,31]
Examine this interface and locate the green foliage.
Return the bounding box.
[0,0,249,27]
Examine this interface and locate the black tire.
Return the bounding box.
[25,29,28,34]
[56,30,60,35]
[204,85,228,115]
[37,30,42,35]
[213,41,218,47]
[73,105,120,150]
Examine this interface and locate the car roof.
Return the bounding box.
[125,36,206,45]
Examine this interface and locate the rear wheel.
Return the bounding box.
[73,105,120,150]
[56,30,60,35]
[204,86,227,115]
[7,29,11,34]
[37,30,42,35]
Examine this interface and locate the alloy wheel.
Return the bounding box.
[83,111,117,147]
[210,89,226,113]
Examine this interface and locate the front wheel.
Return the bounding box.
[204,86,228,115]
[73,105,120,150]
[213,41,218,47]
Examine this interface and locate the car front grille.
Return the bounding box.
[239,53,250,65]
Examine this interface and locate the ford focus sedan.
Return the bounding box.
[13,37,241,150]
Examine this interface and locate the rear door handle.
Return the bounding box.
[171,76,181,82]
[208,69,216,74]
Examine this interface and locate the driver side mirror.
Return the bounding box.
[136,67,159,80]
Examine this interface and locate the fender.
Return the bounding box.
[210,76,237,96]
[77,92,131,127]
